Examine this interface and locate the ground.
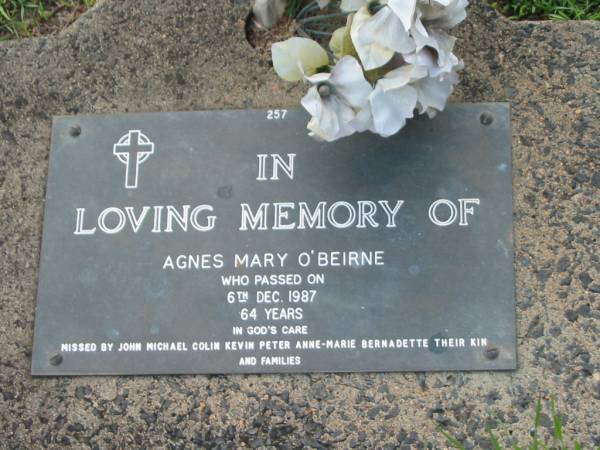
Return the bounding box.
[0,0,599,448]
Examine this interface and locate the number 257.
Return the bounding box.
[267,109,287,120]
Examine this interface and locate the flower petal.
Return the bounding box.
[301,84,324,118]
[351,105,375,132]
[329,56,373,108]
[341,0,368,12]
[305,71,331,85]
[387,0,417,31]
[413,68,460,115]
[301,86,357,142]
[376,63,427,91]
[418,0,468,28]
[369,82,418,137]
[329,15,357,59]
[406,25,459,76]
[271,37,329,82]
[351,6,415,70]
[329,27,346,59]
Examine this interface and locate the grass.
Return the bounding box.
[0,0,95,40]
[493,0,600,20]
[438,396,598,450]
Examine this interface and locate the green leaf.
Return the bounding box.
[0,5,11,21]
[485,429,503,450]
[437,427,466,450]
[550,397,563,442]
[526,398,541,450]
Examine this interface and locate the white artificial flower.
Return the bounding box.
[306,56,373,109]
[418,0,468,29]
[317,0,331,8]
[350,5,415,70]
[301,56,373,141]
[329,15,355,60]
[412,61,463,117]
[386,0,417,31]
[329,27,347,59]
[271,37,329,82]
[401,31,464,118]
[351,106,376,133]
[340,0,370,12]
[368,64,427,137]
[271,0,467,141]
[378,0,467,35]
[303,87,357,141]
[404,25,459,76]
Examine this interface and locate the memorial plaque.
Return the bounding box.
[32,104,516,375]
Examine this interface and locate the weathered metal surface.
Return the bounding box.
[32,104,515,375]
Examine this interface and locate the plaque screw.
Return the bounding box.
[49,352,63,366]
[480,112,494,126]
[484,345,499,360]
[69,125,82,137]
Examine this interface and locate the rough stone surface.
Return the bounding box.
[1,0,599,447]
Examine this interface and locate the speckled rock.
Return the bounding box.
[0,0,599,448]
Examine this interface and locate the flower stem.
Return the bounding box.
[297,12,349,24]
[296,0,342,19]
[295,0,318,19]
[304,28,334,36]
[301,20,337,29]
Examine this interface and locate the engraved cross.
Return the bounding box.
[113,130,154,189]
